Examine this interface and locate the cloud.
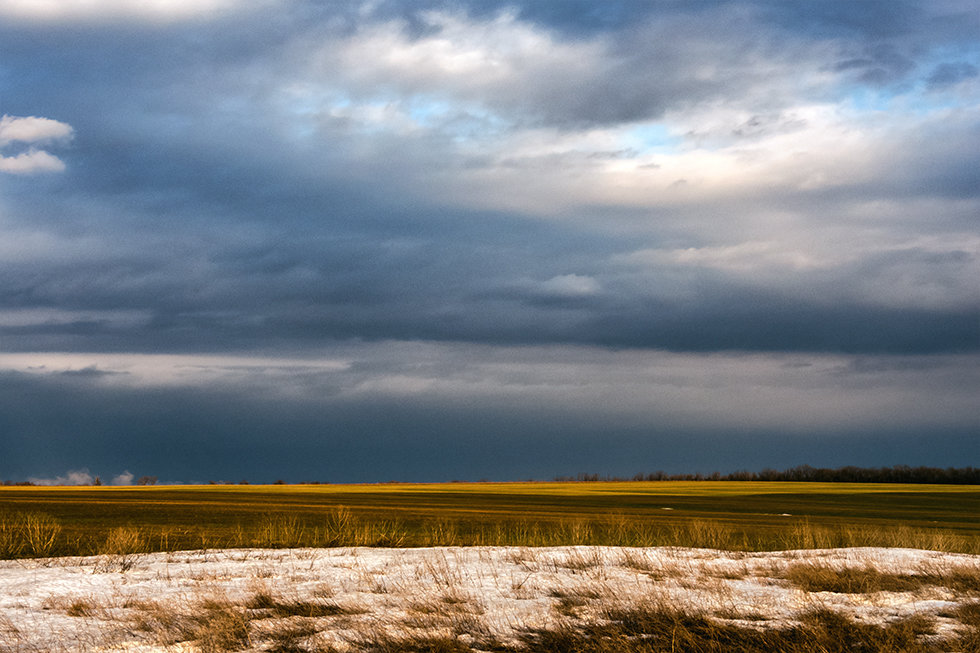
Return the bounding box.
[0,1,976,481]
[0,149,66,173]
[3,345,977,433]
[538,274,601,297]
[0,114,72,174]
[111,470,134,485]
[0,114,73,145]
[296,6,836,134]
[927,61,979,89]
[0,0,254,22]
[2,346,977,481]
[622,242,831,272]
[27,468,94,485]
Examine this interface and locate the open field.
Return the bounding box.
[3,483,979,651]
[2,545,979,652]
[2,482,978,557]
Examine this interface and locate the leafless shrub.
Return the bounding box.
[5,511,63,557]
[96,525,146,572]
[0,514,25,558]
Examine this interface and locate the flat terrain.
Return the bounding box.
[2,482,978,557]
[2,546,979,651]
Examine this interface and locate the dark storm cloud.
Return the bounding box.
[2,360,976,483]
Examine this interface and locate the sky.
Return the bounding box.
[0,0,978,484]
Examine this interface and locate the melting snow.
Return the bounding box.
[0,546,976,651]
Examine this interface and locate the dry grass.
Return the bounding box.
[349,633,476,653]
[620,549,656,572]
[336,605,979,653]
[953,601,980,625]
[3,488,980,559]
[124,596,252,650]
[783,561,980,595]
[65,599,95,618]
[0,511,62,557]
[520,605,944,653]
[783,563,925,594]
[2,481,980,559]
[247,591,350,618]
[194,599,253,653]
[96,525,146,571]
[556,548,604,572]
[260,621,329,653]
[40,594,103,619]
[10,550,980,653]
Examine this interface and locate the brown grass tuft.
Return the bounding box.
[65,599,95,617]
[247,591,349,618]
[783,561,980,595]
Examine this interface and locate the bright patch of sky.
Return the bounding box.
[622,123,677,154]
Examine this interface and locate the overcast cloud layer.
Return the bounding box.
[1,0,977,482]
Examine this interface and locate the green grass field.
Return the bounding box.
[2,481,978,558]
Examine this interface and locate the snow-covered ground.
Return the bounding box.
[1,546,977,651]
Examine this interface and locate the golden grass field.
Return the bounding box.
[2,481,978,558]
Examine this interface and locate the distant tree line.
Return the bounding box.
[557,465,980,485]
[4,465,979,486]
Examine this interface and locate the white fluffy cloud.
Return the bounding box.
[0,114,73,145]
[0,114,72,174]
[0,149,65,173]
[111,471,135,485]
